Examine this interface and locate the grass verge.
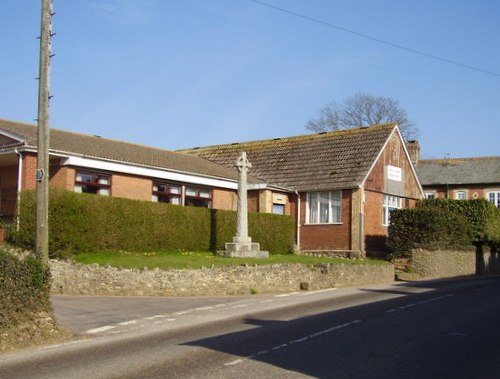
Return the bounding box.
[73,250,386,270]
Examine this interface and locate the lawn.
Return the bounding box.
[73,250,386,270]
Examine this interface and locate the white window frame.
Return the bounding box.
[383,195,402,226]
[424,191,436,199]
[487,190,500,208]
[306,190,342,224]
[454,190,467,200]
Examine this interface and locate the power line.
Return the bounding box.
[250,0,500,78]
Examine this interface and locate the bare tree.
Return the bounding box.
[306,93,417,141]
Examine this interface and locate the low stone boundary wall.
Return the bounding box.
[50,260,395,296]
[410,249,476,279]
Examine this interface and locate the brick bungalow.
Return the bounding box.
[0,119,268,218]
[415,155,500,206]
[0,119,423,257]
[180,123,423,257]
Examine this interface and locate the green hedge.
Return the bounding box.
[0,250,53,349]
[387,199,500,258]
[418,199,500,242]
[9,189,294,256]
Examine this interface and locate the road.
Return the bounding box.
[1,276,500,378]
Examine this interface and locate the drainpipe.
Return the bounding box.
[14,148,23,231]
[295,190,301,252]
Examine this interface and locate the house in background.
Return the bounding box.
[415,153,500,207]
[0,119,423,257]
[181,123,424,257]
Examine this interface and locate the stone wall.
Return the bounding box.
[50,260,395,296]
[410,249,476,279]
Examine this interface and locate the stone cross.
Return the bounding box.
[234,152,252,244]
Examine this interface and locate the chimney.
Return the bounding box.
[406,140,420,165]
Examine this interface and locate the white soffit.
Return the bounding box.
[61,156,239,190]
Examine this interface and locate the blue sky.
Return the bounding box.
[1,0,499,159]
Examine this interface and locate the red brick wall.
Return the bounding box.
[50,165,75,191]
[21,153,37,190]
[299,190,352,251]
[112,174,152,201]
[213,188,236,210]
[0,165,19,218]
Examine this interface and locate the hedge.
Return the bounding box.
[0,249,54,351]
[9,189,295,256]
[387,199,500,258]
[417,199,500,242]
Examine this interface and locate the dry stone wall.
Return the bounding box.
[50,260,395,296]
[410,249,476,279]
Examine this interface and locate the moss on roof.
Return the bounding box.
[180,124,397,191]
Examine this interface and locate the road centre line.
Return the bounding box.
[118,320,137,326]
[86,325,116,334]
[275,292,301,297]
[173,310,192,315]
[195,306,214,311]
[298,288,338,296]
[224,319,362,367]
[385,294,454,313]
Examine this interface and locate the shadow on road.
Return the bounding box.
[181,276,500,379]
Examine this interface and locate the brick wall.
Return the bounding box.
[363,190,386,252]
[212,188,237,210]
[299,190,351,252]
[111,174,152,201]
[50,165,75,191]
[0,165,19,218]
[21,153,37,190]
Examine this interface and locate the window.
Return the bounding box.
[272,204,285,215]
[424,192,436,199]
[185,186,212,208]
[455,191,467,200]
[488,191,500,208]
[383,195,402,226]
[75,171,110,196]
[152,182,181,205]
[307,191,342,224]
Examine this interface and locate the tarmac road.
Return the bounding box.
[2,276,499,378]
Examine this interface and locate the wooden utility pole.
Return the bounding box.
[36,0,53,267]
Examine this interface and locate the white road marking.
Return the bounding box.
[385,294,454,314]
[195,306,214,311]
[231,304,248,309]
[298,288,338,296]
[144,315,167,320]
[118,320,137,326]
[173,310,192,315]
[275,292,301,297]
[86,325,116,334]
[223,319,362,367]
[225,359,244,366]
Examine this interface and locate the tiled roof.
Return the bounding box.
[417,157,500,186]
[179,124,397,191]
[0,119,242,182]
